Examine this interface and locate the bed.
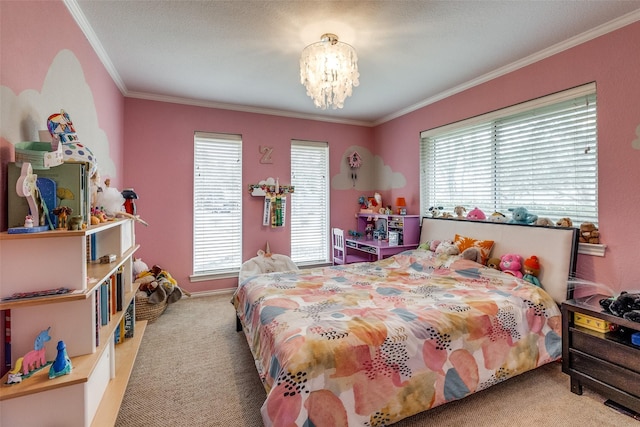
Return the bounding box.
[232,218,579,426]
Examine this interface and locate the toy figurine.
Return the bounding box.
[49,340,72,379]
[24,215,34,228]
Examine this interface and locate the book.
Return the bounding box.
[95,290,101,346]
[124,300,135,339]
[116,267,123,312]
[100,281,109,325]
[7,162,90,228]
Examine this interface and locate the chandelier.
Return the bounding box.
[300,33,360,110]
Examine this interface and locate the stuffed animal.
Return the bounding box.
[579,222,600,244]
[428,206,443,218]
[435,240,459,256]
[466,207,486,221]
[508,207,538,225]
[487,211,507,223]
[556,217,573,228]
[460,247,482,263]
[534,217,555,227]
[486,257,501,270]
[453,205,466,219]
[599,292,640,323]
[522,256,542,287]
[499,253,523,278]
[418,239,441,251]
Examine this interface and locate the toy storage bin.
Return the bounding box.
[135,292,167,323]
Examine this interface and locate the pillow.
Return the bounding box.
[454,234,494,264]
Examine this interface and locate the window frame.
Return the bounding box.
[290,140,330,266]
[420,83,598,226]
[191,131,243,280]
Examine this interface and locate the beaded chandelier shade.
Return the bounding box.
[300,33,360,110]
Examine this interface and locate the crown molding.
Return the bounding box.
[64,0,127,94]
[65,0,639,127]
[125,91,373,127]
[374,9,640,126]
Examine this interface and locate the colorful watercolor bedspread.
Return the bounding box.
[232,250,562,426]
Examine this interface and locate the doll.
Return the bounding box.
[523,255,542,287]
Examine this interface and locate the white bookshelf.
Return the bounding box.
[0,219,146,426]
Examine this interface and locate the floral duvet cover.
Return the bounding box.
[232,250,562,426]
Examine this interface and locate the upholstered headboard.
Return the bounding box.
[419,217,579,304]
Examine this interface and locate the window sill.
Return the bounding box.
[578,243,606,257]
[190,271,239,282]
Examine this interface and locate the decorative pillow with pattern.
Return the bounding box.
[454,234,495,264]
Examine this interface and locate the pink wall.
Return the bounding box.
[376,22,640,294]
[2,2,639,296]
[123,98,373,292]
[0,1,125,229]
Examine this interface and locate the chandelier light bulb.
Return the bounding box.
[300,33,360,110]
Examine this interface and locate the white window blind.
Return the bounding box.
[291,140,330,264]
[420,84,598,225]
[193,132,242,276]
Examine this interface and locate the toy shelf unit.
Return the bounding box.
[355,213,421,246]
[0,219,147,427]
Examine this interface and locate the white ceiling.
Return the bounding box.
[70,1,640,126]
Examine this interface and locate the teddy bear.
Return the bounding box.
[522,255,542,287]
[486,257,501,270]
[507,207,538,225]
[466,207,486,221]
[499,253,523,278]
[599,292,640,323]
[579,222,600,244]
[556,217,573,228]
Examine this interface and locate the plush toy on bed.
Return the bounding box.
[522,256,542,287]
[599,292,640,323]
[499,253,523,278]
[507,207,538,225]
[435,240,459,256]
[486,257,501,270]
[460,247,483,263]
[419,240,441,251]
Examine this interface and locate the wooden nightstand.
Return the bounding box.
[561,294,640,415]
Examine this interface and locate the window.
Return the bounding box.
[193,132,242,277]
[420,83,598,225]
[291,140,330,265]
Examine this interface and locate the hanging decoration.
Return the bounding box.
[348,151,362,187]
[249,177,293,228]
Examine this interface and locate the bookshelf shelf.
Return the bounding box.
[0,219,145,426]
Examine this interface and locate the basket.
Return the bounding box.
[135,292,167,323]
[15,141,63,169]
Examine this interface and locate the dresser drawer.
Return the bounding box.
[570,351,640,397]
[571,329,640,373]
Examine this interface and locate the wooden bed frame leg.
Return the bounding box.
[236,316,242,332]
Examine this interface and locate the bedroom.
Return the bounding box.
[1,1,640,426]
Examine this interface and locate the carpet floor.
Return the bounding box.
[115,293,637,426]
